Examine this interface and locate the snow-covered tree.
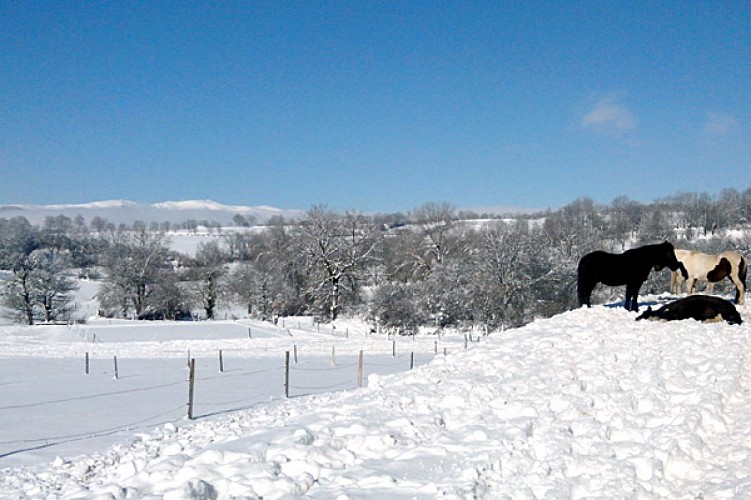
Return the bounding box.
[98,229,182,319]
[371,282,422,334]
[187,241,227,320]
[27,248,78,323]
[294,206,380,320]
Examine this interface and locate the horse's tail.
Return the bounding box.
[576,279,587,306]
[739,255,748,288]
[576,255,593,307]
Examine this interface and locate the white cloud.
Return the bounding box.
[581,95,637,135]
[703,111,740,136]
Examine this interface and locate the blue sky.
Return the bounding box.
[1,2,749,213]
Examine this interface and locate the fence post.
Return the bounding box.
[113,356,119,380]
[434,341,438,355]
[284,351,290,398]
[331,346,336,366]
[392,340,396,357]
[187,358,196,420]
[293,344,298,363]
[219,350,224,372]
[85,352,89,374]
[358,350,364,388]
[248,327,252,339]
[410,351,414,370]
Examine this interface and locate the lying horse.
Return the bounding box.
[636,295,742,325]
[577,241,687,311]
[670,249,747,305]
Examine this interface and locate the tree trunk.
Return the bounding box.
[205,274,216,320]
[135,283,146,315]
[330,276,340,321]
[18,272,34,326]
[23,290,34,325]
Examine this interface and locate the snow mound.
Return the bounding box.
[2,298,751,498]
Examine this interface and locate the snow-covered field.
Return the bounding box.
[2,291,751,498]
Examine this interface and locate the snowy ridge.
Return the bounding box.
[152,200,270,213]
[0,199,301,225]
[2,297,751,497]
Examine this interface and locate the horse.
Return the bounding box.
[577,241,687,312]
[636,295,742,325]
[670,249,747,305]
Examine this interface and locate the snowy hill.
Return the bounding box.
[2,296,751,497]
[0,200,303,226]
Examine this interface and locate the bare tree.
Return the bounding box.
[90,215,108,234]
[0,238,77,325]
[294,206,380,320]
[607,196,642,250]
[411,202,458,270]
[187,241,227,319]
[98,229,180,318]
[0,217,40,324]
[2,258,36,325]
[28,248,78,323]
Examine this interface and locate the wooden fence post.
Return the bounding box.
[219,350,224,372]
[331,346,336,366]
[284,351,290,398]
[358,350,364,388]
[113,356,119,380]
[392,340,396,357]
[85,352,89,374]
[187,358,196,420]
[410,351,414,370]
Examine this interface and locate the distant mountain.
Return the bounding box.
[0,200,303,226]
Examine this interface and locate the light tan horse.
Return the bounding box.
[671,249,747,304]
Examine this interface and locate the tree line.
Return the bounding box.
[2,188,751,330]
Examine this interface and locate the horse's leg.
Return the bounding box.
[687,278,697,295]
[739,258,748,305]
[706,281,714,294]
[577,280,594,307]
[625,282,641,311]
[670,271,680,294]
[729,274,745,305]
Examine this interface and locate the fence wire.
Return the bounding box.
[0,340,461,462]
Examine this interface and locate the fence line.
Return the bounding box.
[291,363,357,372]
[0,377,187,411]
[0,402,186,449]
[0,342,456,460]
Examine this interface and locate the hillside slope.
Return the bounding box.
[2,298,751,498]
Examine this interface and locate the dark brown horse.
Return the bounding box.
[636,295,742,325]
[577,241,687,311]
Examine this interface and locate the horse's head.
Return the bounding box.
[654,242,689,279]
[635,306,655,321]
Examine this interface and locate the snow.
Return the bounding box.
[2,295,751,498]
[0,200,302,226]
